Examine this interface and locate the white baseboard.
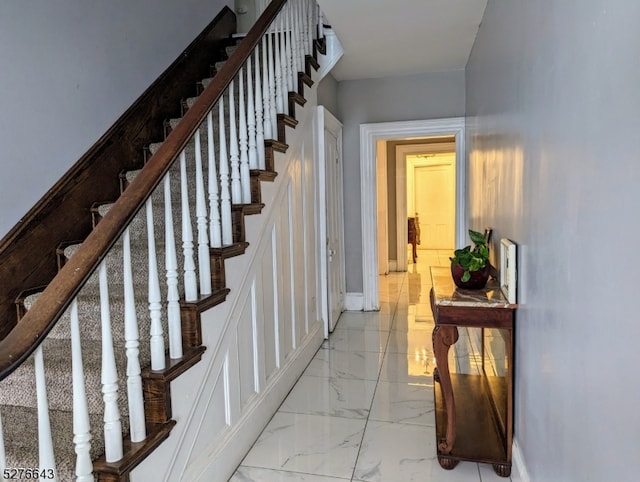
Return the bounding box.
[344,292,364,311]
[389,260,398,271]
[512,438,530,482]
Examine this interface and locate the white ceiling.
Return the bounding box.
[316,0,487,81]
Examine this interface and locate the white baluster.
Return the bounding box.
[268,33,278,138]
[228,80,242,204]
[246,55,258,171]
[146,198,166,370]
[302,0,310,58]
[219,99,234,246]
[312,1,317,41]
[274,24,284,115]
[207,110,222,248]
[306,0,313,55]
[318,5,324,41]
[291,2,300,86]
[194,130,212,296]
[34,345,57,479]
[313,0,319,44]
[99,261,123,463]
[238,67,251,204]
[295,0,303,67]
[70,299,94,482]
[122,227,146,443]
[254,48,266,170]
[302,1,309,60]
[279,14,291,95]
[180,150,198,302]
[262,36,274,141]
[285,6,294,93]
[164,174,183,359]
[300,0,308,56]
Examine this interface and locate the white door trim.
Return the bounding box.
[376,141,389,275]
[316,106,345,336]
[359,118,466,311]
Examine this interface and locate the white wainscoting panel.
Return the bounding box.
[286,181,299,351]
[250,281,265,395]
[302,139,318,335]
[237,289,257,408]
[190,361,229,450]
[262,227,279,379]
[130,85,326,482]
[290,168,304,350]
[277,185,294,359]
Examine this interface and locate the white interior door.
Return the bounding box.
[317,107,345,334]
[325,127,345,331]
[414,162,455,249]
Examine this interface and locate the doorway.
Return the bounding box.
[412,160,455,248]
[394,141,456,272]
[359,118,465,311]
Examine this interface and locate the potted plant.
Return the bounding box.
[450,229,490,289]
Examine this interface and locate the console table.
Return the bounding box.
[429,266,517,477]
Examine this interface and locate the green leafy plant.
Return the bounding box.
[450,229,490,282]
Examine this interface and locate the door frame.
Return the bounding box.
[316,106,345,336]
[359,118,466,311]
[395,142,456,271]
[376,140,389,275]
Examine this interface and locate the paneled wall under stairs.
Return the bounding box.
[132,82,324,482]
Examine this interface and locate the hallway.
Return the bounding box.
[230,250,516,481]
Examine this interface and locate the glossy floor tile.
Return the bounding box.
[231,250,514,481]
[239,412,366,479]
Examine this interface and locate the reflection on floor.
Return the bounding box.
[230,249,519,482]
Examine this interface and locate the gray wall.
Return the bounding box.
[0,0,233,239]
[466,1,640,480]
[317,73,339,118]
[336,70,465,292]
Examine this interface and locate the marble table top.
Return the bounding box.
[430,266,515,308]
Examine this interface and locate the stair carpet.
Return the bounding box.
[0,38,282,481]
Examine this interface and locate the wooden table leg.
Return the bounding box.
[432,324,459,454]
[493,463,512,477]
[437,454,459,470]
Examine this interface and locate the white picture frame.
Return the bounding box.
[500,239,517,304]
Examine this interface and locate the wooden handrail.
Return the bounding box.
[0,0,289,380]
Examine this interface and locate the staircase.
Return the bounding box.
[0,1,329,480]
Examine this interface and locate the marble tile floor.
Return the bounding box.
[230,250,520,482]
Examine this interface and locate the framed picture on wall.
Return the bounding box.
[500,239,517,304]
